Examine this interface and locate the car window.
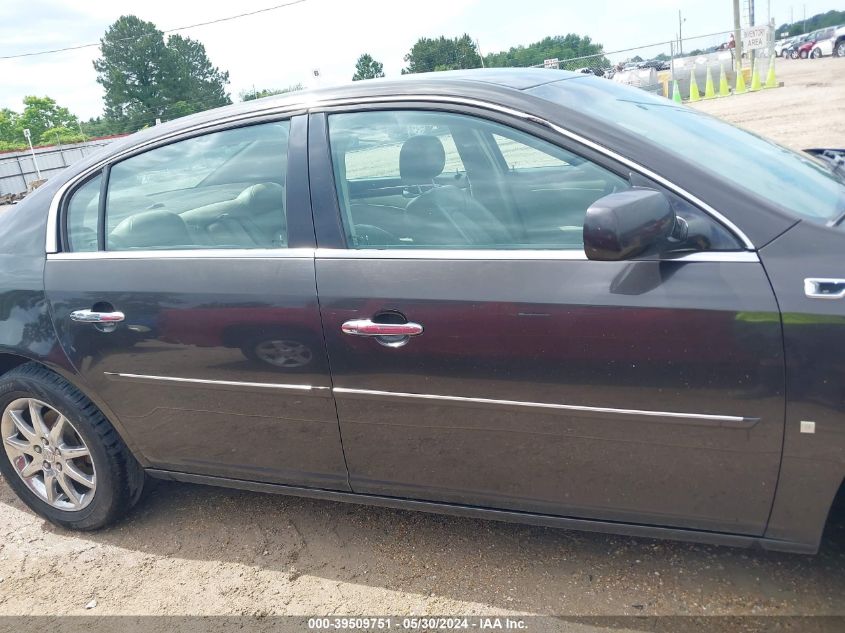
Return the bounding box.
[328,110,632,250]
[531,78,845,225]
[65,174,102,252]
[327,110,737,252]
[100,122,290,251]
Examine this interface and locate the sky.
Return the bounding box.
[0,0,838,121]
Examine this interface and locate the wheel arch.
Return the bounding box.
[0,352,149,468]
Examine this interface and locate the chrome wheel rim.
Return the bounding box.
[1,398,96,511]
[254,339,313,368]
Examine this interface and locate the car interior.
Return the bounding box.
[329,111,630,250]
[65,115,739,254]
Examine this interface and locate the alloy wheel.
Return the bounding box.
[254,340,313,368]
[837,42,845,57]
[1,398,96,511]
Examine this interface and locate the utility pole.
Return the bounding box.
[733,0,743,73]
[678,10,683,55]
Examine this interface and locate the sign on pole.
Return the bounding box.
[22,128,42,180]
[543,58,560,70]
[741,25,772,51]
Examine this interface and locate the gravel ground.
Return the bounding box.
[2,54,845,628]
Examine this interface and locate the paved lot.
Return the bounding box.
[2,55,845,627]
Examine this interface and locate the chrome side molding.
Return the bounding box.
[103,372,329,392]
[332,387,756,427]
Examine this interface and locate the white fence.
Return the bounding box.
[0,138,119,197]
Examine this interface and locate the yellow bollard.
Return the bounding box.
[718,64,730,97]
[735,65,747,95]
[750,58,762,91]
[764,55,778,89]
[688,70,701,102]
[703,66,716,99]
[672,80,682,104]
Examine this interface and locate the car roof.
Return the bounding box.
[83,69,581,155]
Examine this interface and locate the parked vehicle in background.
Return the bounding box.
[640,58,671,71]
[775,37,797,57]
[786,33,813,58]
[1,69,845,556]
[809,27,838,58]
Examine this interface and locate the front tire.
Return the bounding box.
[0,363,143,530]
[811,48,822,59]
[836,40,845,57]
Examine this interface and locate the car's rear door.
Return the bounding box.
[45,115,349,489]
[309,104,785,535]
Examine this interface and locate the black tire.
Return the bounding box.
[791,49,799,59]
[811,48,822,59]
[0,362,143,530]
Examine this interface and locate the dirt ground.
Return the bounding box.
[689,56,845,150]
[2,55,845,629]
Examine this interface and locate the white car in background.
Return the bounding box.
[774,37,797,57]
[810,25,845,58]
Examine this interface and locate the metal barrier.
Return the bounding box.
[0,139,115,197]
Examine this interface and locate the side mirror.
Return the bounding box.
[583,189,679,261]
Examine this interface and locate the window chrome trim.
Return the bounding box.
[47,248,315,261]
[315,248,759,263]
[332,387,757,427]
[103,372,329,392]
[46,94,755,253]
[46,105,306,254]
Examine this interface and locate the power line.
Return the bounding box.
[0,0,309,61]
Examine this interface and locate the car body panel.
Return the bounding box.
[759,220,845,548]
[0,69,839,552]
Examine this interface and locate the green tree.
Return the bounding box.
[352,53,385,80]
[93,16,170,132]
[0,108,18,144]
[484,34,606,69]
[777,9,845,37]
[93,15,231,133]
[161,34,230,117]
[15,96,80,145]
[240,84,304,101]
[403,34,482,74]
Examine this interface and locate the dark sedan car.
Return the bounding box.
[1,70,844,554]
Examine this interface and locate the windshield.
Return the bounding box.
[530,77,845,224]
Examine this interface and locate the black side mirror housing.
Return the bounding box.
[583,189,677,261]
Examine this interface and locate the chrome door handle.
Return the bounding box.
[70,309,126,323]
[804,278,845,300]
[341,319,424,337]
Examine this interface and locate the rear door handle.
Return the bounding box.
[70,309,126,323]
[341,319,423,337]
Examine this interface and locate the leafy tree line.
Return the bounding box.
[2,20,605,151]
[92,15,230,134]
[0,97,85,152]
[777,9,845,37]
[348,32,606,81]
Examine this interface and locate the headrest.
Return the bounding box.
[235,182,285,211]
[110,209,190,249]
[400,135,446,183]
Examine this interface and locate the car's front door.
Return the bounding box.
[310,106,785,535]
[45,116,349,489]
